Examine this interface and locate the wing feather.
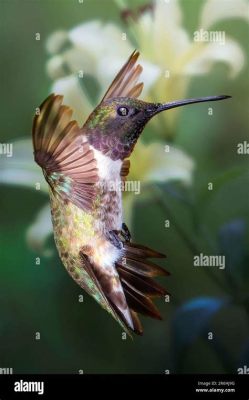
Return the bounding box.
[101,50,144,101]
[32,94,99,211]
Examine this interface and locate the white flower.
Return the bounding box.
[129,0,248,131]
[123,140,194,226]
[46,21,160,101]
[46,0,248,136]
[0,139,45,191]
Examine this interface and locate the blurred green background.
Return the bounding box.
[1,0,249,374]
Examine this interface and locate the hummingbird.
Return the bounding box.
[32,50,230,336]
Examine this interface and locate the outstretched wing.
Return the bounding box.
[32,94,99,211]
[101,50,144,102]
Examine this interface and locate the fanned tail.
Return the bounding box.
[116,242,169,335]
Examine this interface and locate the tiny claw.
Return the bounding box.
[121,222,131,242]
[107,230,124,250]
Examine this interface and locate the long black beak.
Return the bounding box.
[156,95,231,113]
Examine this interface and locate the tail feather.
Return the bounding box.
[123,281,162,320]
[124,242,166,259]
[117,266,167,297]
[81,241,169,336]
[117,256,168,278]
[130,310,143,336]
[116,241,170,335]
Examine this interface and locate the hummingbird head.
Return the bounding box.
[85,94,230,161]
[85,97,160,160]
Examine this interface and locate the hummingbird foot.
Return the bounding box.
[121,223,131,242]
[107,230,124,250]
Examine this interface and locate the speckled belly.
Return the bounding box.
[49,186,123,270]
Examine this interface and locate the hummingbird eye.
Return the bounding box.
[117,106,129,116]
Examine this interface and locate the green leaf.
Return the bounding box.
[218,219,247,284]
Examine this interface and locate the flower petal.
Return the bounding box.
[143,143,194,185]
[46,55,69,80]
[46,21,132,81]
[123,140,194,228]
[132,0,190,68]
[183,38,245,78]
[154,0,184,30]
[46,30,69,54]
[69,21,132,62]
[200,0,249,30]
[153,0,190,66]
[129,141,194,185]
[0,139,46,192]
[47,21,160,97]
[51,75,93,124]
